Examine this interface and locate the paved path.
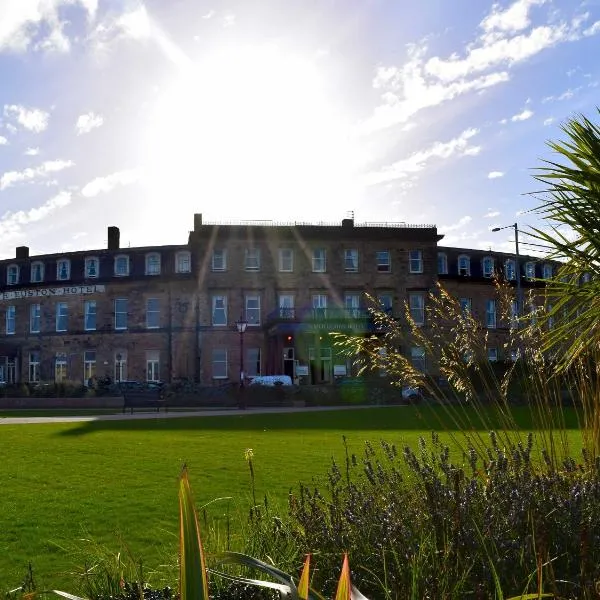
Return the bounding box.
[0,404,380,425]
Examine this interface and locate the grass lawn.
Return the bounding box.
[0,405,584,590]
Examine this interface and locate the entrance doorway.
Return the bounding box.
[309,347,332,383]
[283,347,295,379]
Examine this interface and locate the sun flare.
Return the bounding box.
[143,44,361,222]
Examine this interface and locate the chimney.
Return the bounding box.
[16,246,29,259]
[194,213,203,231]
[107,226,120,250]
[341,218,354,228]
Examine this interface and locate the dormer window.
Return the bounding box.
[505,259,516,281]
[57,259,71,281]
[85,257,99,278]
[175,251,191,273]
[7,264,19,285]
[482,256,494,278]
[114,255,130,277]
[145,252,161,275]
[437,252,448,275]
[525,261,535,279]
[458,255,470,276]
[542,263,553,280]
[30,261,44,283]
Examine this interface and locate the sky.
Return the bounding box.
[0,0,599,259]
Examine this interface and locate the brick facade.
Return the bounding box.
[0,216,555,386]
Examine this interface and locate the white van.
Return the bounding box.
[248,375,293,387]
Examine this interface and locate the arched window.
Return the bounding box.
[525,261,535,279]
[56,258,71,281]
[85,256,99,278]
[30,261,44,283]
[437,252,448,275]
[6,264,19,285]
[114,254,130,277]
[458,255,470,276]
[175,251,191,273]
[542,263,553,279]
[505,259,516,281]
[145,252,161,275]
[482,256,494,278]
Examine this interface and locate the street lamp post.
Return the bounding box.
[235,316,248,409]
[492,223,523,319]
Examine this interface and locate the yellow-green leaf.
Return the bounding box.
[298,554,310,599]
[334,554,351,600]
[179,466,210,600]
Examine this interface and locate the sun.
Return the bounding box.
[142,43,361,223]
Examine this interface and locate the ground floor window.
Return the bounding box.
[212,349,228,379]
[246,348,261,377]
[29,352,40,383]
[55,353,68,383]
[411,347,426,372]
[115,351,127,382]
[84,350,96,385]
[146,350,160,382]
[309,347,332,383]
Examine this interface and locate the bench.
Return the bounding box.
[123,389,164,414]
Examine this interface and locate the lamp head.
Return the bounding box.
[491,227,501,232]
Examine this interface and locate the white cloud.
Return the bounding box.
[24,147,40,156]
[76,112,104,135]
[223,11,236,27]
[543,117,555,126]
[202,10,216,19]
[364,0,598,132]
[0,135,7,145]
[3,104,49,132]
[366,128,480,185]
[488,171,505,179]
[584,21,600,36]
[440,215,473,233]
[0,190,72,240]
[0,159,74,191]
[511,108,534,121]
[0,0,96,53]
[81,168,142,197]
[485,209,501,217]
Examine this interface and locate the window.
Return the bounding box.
[278,294,295,319]
[312,248,326,272]
[547,304,555,330]
[114,351,127,382]
[482,256,494,278]
[144,298,160,329]
[245,295,261,325]
[459,298,472,316]
[4,359,16,384]
[510,300,519,329]
[437,252,448,275]
[84,300,96,331]
[279,248,293,272]
[56,302,68,332]
[7,264,19,285]
[542,263,553,280]
[411,347,426,372]
[377,293,393,313]
[30,304,41,333]
[146,350,160,382]
[312,293,328,317]
[212,349,228,379]
[212,249,227,271]
[114,255,130,276]
[582,272,592,284]
[488,348,499,362]
[57,258,71,280]
[409,250,423,273]
[485,299,497,329]
[344,249,359,272]
[212,295,227,326]
[525,261,535,279]
[176,251,191,273]
[5,305,15,335]
[409,292,425,326]
[145,252,161,275]
[55,353,67,383]
[114,298,128,330]
[246,348,261,377]
[505,259,516,281]
[29,351,41,383]
[244,248,261,271]
[85,257,99,278]
[376,250,391,272]
[84,350,96,385]
[30,261,44,283]
[458,255,470,276]
[344,293,361,317]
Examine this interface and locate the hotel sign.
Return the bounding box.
[0,284,106,301]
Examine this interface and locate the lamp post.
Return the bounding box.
[492,222,523,320]
[235,316,248,409]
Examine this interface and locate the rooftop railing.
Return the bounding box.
[199,220,436,229]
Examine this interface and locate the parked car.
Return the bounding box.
[248,375,293,387]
